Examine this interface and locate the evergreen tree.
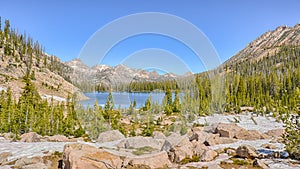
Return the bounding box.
[164,87,173,115]
[143,96,151,111]
[103,91,114,128]
[18,76,41,133]
[173,89,181,112]
[4,19,10,39]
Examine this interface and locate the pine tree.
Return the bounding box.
[164,87,173,115]
[143,96,151,111]
[104,91,114,128]
[4,19,10,39]
[173,89,181,112]
[18,76,41,133]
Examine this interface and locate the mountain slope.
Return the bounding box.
[224,24,300,67]
[0,19,86,100]
[217,24,300,113]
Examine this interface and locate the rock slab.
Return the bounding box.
[97,130,125,143]
[63,143,171,169]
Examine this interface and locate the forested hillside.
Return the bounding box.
[0,17,85,137]
[0,17,84,100]
[223,45,300,114]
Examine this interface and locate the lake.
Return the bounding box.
[80,92,166,108]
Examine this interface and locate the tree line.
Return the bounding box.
[0,75,84,137]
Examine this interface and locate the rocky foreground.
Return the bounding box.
[0,114,300,169]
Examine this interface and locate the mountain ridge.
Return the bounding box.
[65,58,185,91]
[223,23,300,68]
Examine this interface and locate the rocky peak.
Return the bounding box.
[65,58,89,69]
[163,72,177,78]
[149,70,160,77]
[92,64,111,72]
[114,64,131,72]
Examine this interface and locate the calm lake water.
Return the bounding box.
[80,92,166,108]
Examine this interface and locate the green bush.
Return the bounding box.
[180,155,200,164]
[282,113,300,159]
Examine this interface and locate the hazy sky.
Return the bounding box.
[1,0,300,74]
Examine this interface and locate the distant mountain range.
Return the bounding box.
[65,59,182,90]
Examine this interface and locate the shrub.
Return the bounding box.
[180,155,200,164]
[282,112,300,159]
[132,146,156,156]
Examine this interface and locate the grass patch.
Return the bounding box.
[53,151,63,156]
[231,158,249,165]
[180,155,200,164]
[221,159,261,169]
[132,146,156,156]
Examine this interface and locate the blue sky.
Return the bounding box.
[1,0,300,74]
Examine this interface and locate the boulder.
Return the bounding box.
[161,136,194,163]
[123,151,171,168]
[173,137,194,163]
[124,136,164,150]
[15,156,44,168]
[191,126,204,132]
[225,148,236,156]
[217,137,237,144]
[21,163,48,169]
[203,123,218,133]
[192,141,208,156]
[216,123,266,140]
[264,128,285,138]
[63,143,171,169]
[189,132,199,142]
[204,133,236,146]
[63,143,124,169]
[0,152,12,165]
[215,123,246,138]
[20,132,41,142]
[253,159,269,169]
[200,149,218,162]
[47,135,69,142]
[164,132,182,147]
[204,134,219,146]
[235,130,263,140]
[97,130,125,143]
[152,131,166,139]
[236,145,258,158]
[261,143,277,149]
[195,131,210,144]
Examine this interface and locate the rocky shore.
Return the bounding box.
[0,114,299,169]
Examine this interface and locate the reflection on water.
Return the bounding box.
[80,92,166,108]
